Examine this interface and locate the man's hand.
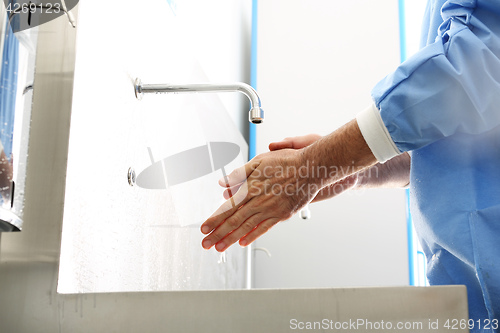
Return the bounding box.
[220,134,323,200]
[200,148,319,252]
[200,119,378,252]
[269,134,358,202]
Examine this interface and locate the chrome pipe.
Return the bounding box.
[135,79,264,124]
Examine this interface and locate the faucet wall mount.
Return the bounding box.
[134,78,264,124]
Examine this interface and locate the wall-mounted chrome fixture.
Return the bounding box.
[132,78,311,218]
[134,79,264,124]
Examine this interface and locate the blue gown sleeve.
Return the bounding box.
[372,0,500,152]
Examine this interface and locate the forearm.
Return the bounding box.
[301,119,378,187]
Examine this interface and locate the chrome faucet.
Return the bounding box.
[134,78,264,124]
[132,78,310,217]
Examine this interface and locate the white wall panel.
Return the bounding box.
[254,0,409,288]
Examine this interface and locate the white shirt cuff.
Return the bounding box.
[356,103,400,163]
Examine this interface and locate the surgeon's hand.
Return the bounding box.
[200,148,319,252]
[201,119,378,252]
[219,134,323,201]
[269,134,358,202]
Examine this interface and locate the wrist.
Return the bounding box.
[300,120,377,188]
[299,143,329,190]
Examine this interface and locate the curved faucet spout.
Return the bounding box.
[135,79,264,124]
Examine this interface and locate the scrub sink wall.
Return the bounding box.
[58,0,253,293]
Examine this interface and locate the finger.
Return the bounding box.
[218,160,261,187]
[239,217,280,247]
[223,184,242,200]
[269,138,293,151]
[213,212,262,252]
[220,178,243,189]
[202,198,259,250]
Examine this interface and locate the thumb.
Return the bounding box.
[269,138,293,151]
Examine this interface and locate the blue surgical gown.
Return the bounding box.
[370,0,500,330]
